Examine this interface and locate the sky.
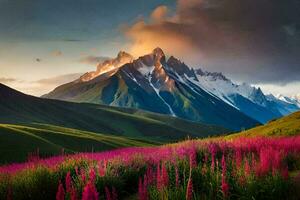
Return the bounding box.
[0,0,299,96]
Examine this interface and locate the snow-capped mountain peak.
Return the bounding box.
[273,94,300,107]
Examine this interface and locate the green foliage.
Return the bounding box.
[7,167,58,200]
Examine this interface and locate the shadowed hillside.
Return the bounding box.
[0,83,229,142]
[0,123,158,164]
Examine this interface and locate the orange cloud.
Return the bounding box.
[123,0,300,84]
[150,5,168,22]
[124,0,226,66]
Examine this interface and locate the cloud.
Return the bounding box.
[150,5,169,22]
[124,0,300,84]
[35,73,83,85]
[0,77,17,83]
[79,56,111,65]
[255,81,300,96]
[1,73,83,96]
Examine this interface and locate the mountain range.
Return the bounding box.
[43,48,300,130]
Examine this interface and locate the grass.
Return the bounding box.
[227,111,300,138]
[0,123,158,164]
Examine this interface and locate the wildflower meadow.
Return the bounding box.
[1,136,300,200]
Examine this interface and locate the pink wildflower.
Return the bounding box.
[189,150,197,168]
[65,171,72,193]
[89,168,96,183]
[244,159,251,176]
[75,166,79,176]
[222,154,226,175]
[156,163,162,190]
[98,161,106,177]
[161,164,169,188]
[70,187,78,200]
[145,167,155,185]
[56,181,65,200]
[80,168,86,183]
[138,177,148,200]
[235,150,242,169]
[221,155,229,198]
[82,182,99,200]
[221,174,229,197]
[186,176,193,200]
[221,176,229,197]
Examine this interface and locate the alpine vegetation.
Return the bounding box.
[1,136,300,200]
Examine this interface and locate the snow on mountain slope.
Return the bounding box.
[290,94,300,107]
[276,94,300,107]
[266,94,300,115]
[190,69,299,122]
[44,47,299,126]
[193,70,259,106]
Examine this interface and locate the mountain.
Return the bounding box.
[0,83,228,142]
[193,70,300,123]
[265,94,300,116]
[43,48,260,131]
[290,94,300,105]
[227,111,300,138]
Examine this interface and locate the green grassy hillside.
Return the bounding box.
[0,123,158,164]
[227,111,300,138]
[0,83,229,142]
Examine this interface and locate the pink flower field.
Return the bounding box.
[1,136,300,200]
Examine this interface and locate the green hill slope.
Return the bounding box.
[0,83,229,142]
[228,111,300,138]
[0,123,158,164]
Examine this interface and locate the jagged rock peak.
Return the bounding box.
[167,56,181,65]
[117,51,133,60]
[196,69,229,82]
[195,68,205,76]
[151,47,166,63]
[205,72,229,81]
[152,47,165,57]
